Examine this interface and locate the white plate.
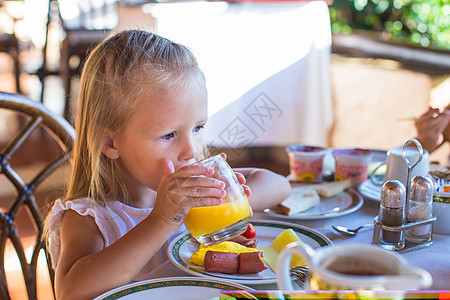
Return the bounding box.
[168,219,332,285]
[358,179,382,202]
[260,187,363,220]
[93,277,255,300]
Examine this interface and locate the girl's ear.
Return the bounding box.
[102,136,119,160]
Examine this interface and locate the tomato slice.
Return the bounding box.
[241,223,256,239]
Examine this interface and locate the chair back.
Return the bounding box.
[0,1,23,93]
[57,0,118,122]
[0,92,75,300]
[36,0,117,122]
[58,0,118,31]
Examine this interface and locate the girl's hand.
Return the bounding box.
[152,159,225,228]
[234,170,253,217]
[235,171,252,198]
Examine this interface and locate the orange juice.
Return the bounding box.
[185,195,250,239]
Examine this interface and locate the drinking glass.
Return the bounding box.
[184,155,251,246]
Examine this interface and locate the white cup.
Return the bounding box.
[276,242,432,291]
[433,192,450,235]
[370,145,430,187]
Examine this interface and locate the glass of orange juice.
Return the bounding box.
[184,155,251,246]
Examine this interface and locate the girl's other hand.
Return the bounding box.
[152,158,225,228]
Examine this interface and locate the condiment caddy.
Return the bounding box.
[372,139,436,253]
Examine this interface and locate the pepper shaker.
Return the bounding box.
[379,180,406,250]
[406,175,433,243]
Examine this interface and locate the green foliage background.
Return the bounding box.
[329,0,450,50]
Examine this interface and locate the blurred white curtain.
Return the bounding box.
[144,1,333,149]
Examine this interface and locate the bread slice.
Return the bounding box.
[278,188,320,216]
[314,179,352,197]
[275,179,352,216]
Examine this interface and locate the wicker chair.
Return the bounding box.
[0,92,75,300]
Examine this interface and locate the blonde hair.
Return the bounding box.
[66,30,204,206]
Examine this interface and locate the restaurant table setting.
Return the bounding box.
[167,219,331,286]
[94,142,449,299]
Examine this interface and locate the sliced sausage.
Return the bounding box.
[229,235,258,248]
[204,251,239,274]
[238,251,267,274]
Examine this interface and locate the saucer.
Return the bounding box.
[358,179,381,202]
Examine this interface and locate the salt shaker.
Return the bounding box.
[379,180,406,250]
[406,175,433,243]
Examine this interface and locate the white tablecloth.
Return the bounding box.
[139,1,333,148]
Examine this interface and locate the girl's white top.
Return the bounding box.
[48,198,186,276]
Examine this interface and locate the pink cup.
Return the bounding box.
[332,149,372,186]
[286,145,327,183]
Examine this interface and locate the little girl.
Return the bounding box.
[47,30,291,300]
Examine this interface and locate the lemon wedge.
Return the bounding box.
[258,229,306,272]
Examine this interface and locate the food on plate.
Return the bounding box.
[189,224,267,274]
[229,223,257,247]
[274,179,352,216]
[203,251,268,274]
[268,228,304,255]
[189,241,262,267]
[314,178,352,197]
[204,251,239,274]
[258,229,306,272]
[238,251,268,274]
[229,234,257,248]
[241,223,256,239]
[277,189,320,216]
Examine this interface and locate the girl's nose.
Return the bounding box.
[180,137,198,163]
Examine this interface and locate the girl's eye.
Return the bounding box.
[193,125,205,133]
[160,132,175,141]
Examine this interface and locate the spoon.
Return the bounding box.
[332,224,373,236]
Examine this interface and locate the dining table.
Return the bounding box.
[95,191,449,299]
[91,148,449,299]
[142,197,449,289]
[101,151,449,299]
